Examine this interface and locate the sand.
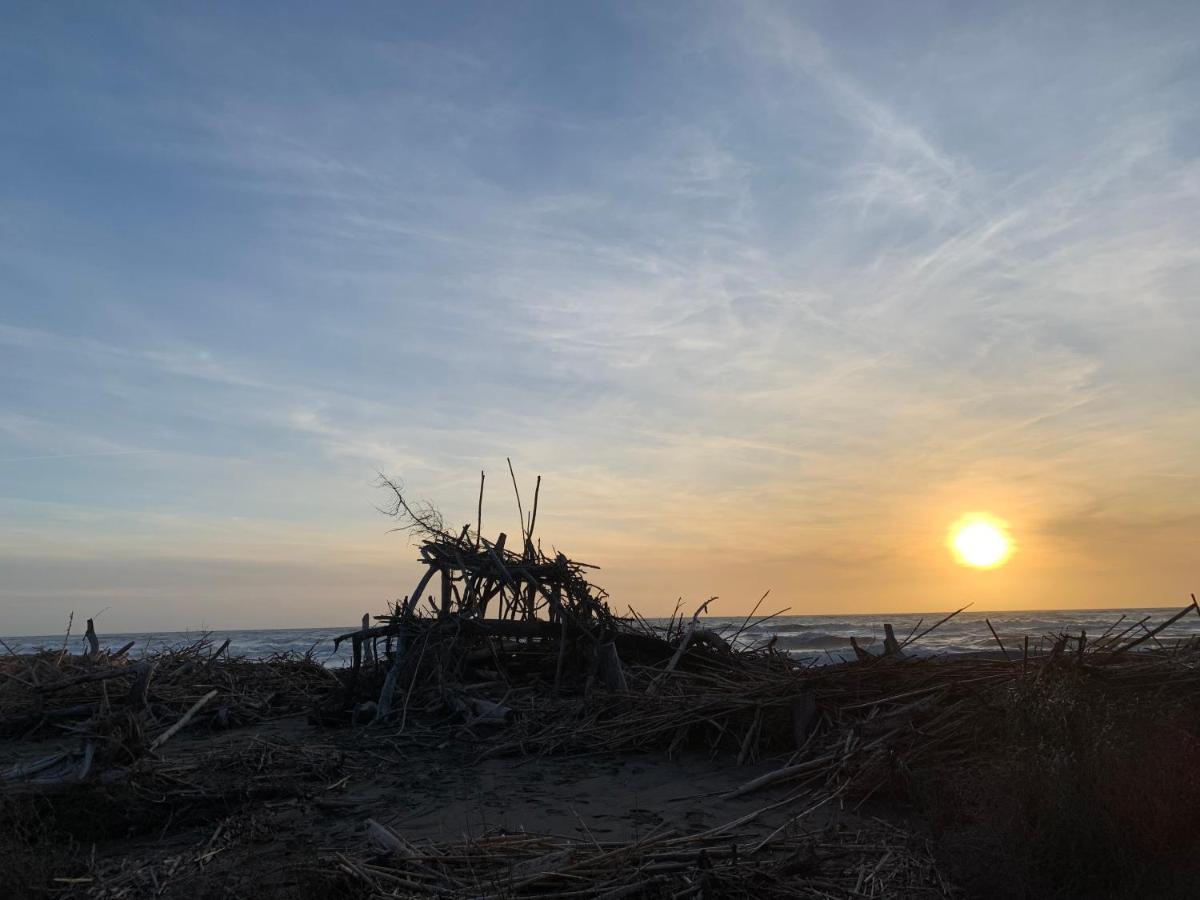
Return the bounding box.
[1,714,864,898]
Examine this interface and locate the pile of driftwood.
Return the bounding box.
[340,587,1200,803]
[0,630,339,788]
[716,597,1200,803]
[334,474,1200,804]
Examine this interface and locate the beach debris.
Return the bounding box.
[4,470,1200,897]
[326,817,952,898]
[0,630,338,787]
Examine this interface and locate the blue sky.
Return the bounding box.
[3,2,1199,633]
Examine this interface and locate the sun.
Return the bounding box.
[948,514,1014,569]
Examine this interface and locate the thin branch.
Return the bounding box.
[376,474,447,539]
[506,457,526,546]
[475,469,485,550]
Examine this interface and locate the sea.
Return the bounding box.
[5,606,1198,667]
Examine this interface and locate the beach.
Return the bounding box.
[4,595,1200,898]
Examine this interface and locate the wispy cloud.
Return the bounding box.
[1,1,1198,631]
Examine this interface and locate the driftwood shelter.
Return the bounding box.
[337,469,705,724]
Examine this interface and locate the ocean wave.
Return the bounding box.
[4,606,1196,665]
[768,633,878,651]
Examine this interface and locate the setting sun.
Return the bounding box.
[948,514,1014,569]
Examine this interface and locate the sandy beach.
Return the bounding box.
[5,594,1200,899]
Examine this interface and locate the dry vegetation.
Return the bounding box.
[4,473,1199,898]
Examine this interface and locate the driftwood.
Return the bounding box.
[9,471,1200,900]
[6,468,1200,900]
[149,689,218,752]
[598,641,628,692]
[331,813,948,899]
[849,636,874,662]
[36,666,140,693]
[882,623,906,658]
[128,661,155,710]
[647,598,714,696]
[447,692,512,727]
[0,636,337,786]
[84,618,100,660]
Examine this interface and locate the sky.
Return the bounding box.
[2,2,1199,634]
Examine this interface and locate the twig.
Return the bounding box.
[985,618,1011,661]
[647,598,715,696]
[900,604,972,648]
[507,458,526,547]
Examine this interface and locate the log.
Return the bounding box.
[882,624,907,658]
[84,619,100,660]
[849,636,874,662]
[128,661,156,710]
[598,641,628,693]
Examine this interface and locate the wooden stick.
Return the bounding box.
[985,618,1011,661]
[1107,603,1196,658]
[526,475,542,557]
[58,611,74,666]
[900,603,971,648]
[475,469,485,550]
[507,458,526,546]
[647,598,715,696]
[732,591,771,641]
[3,752,69,781]
[725,753,836,798]
[362,614,376,665]
[150,689,217,752]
